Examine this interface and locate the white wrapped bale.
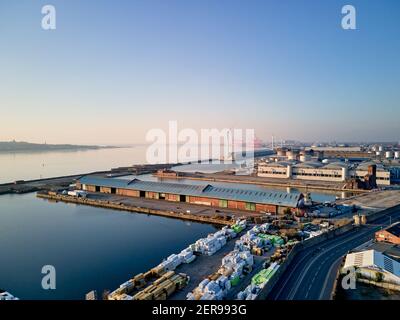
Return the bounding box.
[186,292,196,300]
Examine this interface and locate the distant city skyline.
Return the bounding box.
[1,0,399,144]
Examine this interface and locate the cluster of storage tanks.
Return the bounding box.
[276,148,313,162]
[375,150,400,159]
[278,146,400,160]
[373,145,400,159]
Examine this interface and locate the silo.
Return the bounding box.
[277,148,287,157]
[378,146,384,152]
[395,151,400,159]
[287,150,298,160]
[386,151,393,159]
[299,154,311,162]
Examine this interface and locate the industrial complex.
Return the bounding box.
[256,146,400,188]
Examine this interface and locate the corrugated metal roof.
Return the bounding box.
[78,176,301,207]
[344,249,400,278]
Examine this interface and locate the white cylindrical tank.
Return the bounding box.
[322,159,330,164]
[395,151,400,159]
[287,151,297,160]
[379,146,384,152]
[386,151,393,159]
[376,151,381,156]
[277,149,287,157]
[299,154,311,162]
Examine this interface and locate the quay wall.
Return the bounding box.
[36,193,233,226]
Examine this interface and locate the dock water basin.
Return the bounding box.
[0,192,217,299]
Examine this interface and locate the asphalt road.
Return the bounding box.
[267,208,400,300]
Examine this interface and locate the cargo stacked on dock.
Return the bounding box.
[186,222,257,302]
[186,248,255,300]
[236,262,280,300]
[107,221,247,301]
[132,272,189,300]
[188,222,242,256]
[108,271,190,301]
[235,223,284,256]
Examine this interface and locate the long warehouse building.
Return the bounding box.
[76,176,303,214]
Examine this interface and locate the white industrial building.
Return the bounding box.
[343,249,400,285]
[257,160,392,186]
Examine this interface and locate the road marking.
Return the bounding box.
[287,228,374,299]
[319,255,343,300]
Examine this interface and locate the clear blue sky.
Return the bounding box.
[0,0,399,144]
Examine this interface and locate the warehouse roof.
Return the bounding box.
[344,249,400,278]
[259,161,294,167]
[294,161,324,169]
[323,162,349,169]
[78,176,302,207]
[356,161,386,171]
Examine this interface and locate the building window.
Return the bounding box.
[219,199,228,208]
[245,202,256,211]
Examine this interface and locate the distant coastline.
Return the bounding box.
[0,141,119,153]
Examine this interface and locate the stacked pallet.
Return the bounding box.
[133,272,189,300]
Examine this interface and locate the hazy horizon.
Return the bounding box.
[1,0,400,145]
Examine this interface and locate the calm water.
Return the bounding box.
[0,193,216,299]
[0,147,148,184]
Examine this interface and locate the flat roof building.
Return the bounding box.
[343,249,400,285]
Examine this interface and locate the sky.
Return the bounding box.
[0,0,399,145]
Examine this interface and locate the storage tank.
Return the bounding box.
[277,148,287,157]
[287,151,298,160]
[395,151,400,159]
[376,151,381,156]
[322,159,330,164]
[386,151,393,159]
[378,146,384,152]
[299,154,311,162]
